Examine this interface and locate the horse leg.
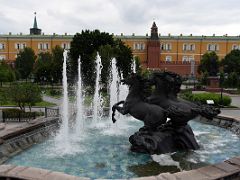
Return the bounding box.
[112,101,129,123]
[112,101,125,123]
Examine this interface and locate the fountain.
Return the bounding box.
[109,58,119,120]
[4,53,240,179]
[132,58,136,73]
[119,72,128,101]
[93,53,103,123]
[59,49,69,142]
[75,56,84,133]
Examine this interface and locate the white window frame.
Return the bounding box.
[44,43,49,50]
[0,55,6,60]
[15,43,20,50]
[166,43,172,51]
[161,44,165,50]
[207,44,219,51]
[0,43,5,50]
[165,56,172,62]
[232,44,239,50]
[140,43,145,50]
[183,44,188,51]
[182,56,189,62]
[190,44,195,51]
[189,56,194,62]
[20,43,26,49]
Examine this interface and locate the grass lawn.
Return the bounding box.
[43,88,62,99]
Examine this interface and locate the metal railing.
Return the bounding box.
[2,111,36,122]
[45,107,60,118]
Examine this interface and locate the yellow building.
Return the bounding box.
[1,15,240,76]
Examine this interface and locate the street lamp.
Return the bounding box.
[217,72,228,106]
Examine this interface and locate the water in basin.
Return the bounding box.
[5,117,240,179]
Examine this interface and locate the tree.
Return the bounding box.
[33,46,64,84]
[15,47,36,79]
[0,62,15,86]
[226,72,238,88]
[99,44,114,87]
[114,39,133,78]
[221,49,240,74]
[69,30,115,86]
[134,56,142,74]
[69,30,133,87]
[33,52,53,83]
[9,82,42,111]
[198,51,220,76]
[51,45,64,83]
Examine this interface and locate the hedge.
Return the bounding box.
[181,92,231,106]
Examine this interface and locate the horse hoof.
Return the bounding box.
[112,119,116,123]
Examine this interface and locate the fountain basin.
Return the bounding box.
[3,117,240,179]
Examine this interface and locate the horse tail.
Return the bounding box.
[191,104,221,120]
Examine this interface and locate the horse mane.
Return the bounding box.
[152,71,182,96]
[134,74,152,100]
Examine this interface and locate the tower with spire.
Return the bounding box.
[150,21,159,39]
[147,21,160,68]
[30,12,42,35]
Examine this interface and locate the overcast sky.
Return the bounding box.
[1,0,240,36]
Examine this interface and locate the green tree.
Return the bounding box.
[33,52,53,83]
[69,30,115,86]
[114,39,133,78]
[198,51,220,76]
[0,62,15,86]
[9,82,42,111]
[221,49,240,74]
[15,47,36,79]
[99,44,114,87]
[69,30,133,87]
[52,45,64,83]
[201,71,209,85]
[226,72,238,88]
[134,56,142,74]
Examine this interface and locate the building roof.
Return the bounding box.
[1,34,240,41]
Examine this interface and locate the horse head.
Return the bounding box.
[121,74,150,98]
[151,71,182,97]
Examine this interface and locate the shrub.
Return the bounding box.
[49,89,61,96]
[8,82,42,111]
[182,92,231,106]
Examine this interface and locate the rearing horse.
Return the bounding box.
[147,71,220,125]
[112,74,167,129]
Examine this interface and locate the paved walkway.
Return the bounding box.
[42,95,62,106]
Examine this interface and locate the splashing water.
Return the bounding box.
[59,49,69,142]
[76,56,85,134]
[119,72,128,101]
[109,58,119,120]
[93,53,103,123]
[132,59,136,73]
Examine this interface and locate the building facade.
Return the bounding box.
[1,15,240,76]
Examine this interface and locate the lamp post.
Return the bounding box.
[217,72,228,106]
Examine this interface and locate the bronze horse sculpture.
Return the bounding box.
[147,71,221,125]
[112,72,220,155]
[112,74,167,129]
